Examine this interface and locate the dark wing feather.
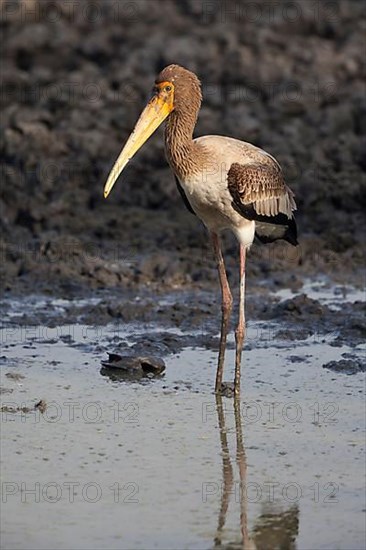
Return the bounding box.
[175,176,196,216]
[228,162,298,246]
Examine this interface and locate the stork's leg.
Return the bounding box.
[211,232,233,393]
[234,245,246,395]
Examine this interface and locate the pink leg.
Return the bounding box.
[234,245,246,395]
[211,232,233,393]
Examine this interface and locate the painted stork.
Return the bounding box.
[104,64,297,395]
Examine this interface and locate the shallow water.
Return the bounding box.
[1,308,365,549]
[274,278,366,311]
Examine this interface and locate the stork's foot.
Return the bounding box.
[216,381,236,398]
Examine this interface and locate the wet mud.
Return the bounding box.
[1,301,365,549]
[1,0,365,297]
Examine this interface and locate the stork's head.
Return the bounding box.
[103,64,201,198]
[154,64,202,116]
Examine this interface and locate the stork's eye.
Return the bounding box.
[165,85,172,92]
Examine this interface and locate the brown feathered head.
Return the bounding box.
[155,64,202,115]
[104,65,202,198]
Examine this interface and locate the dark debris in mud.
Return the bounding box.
[5,372,26,381]
[267,296,366,347]
[288,355,312,364]
[323,359,365,375]
[0,387,14,394]
[1,405,32,415]
[101,352,166,380]
[0,398,46,415]
[35,399,47,413]
[268,294,325,319]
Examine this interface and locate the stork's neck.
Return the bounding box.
[164,107,201,178]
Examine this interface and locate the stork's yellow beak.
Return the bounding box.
[104,93,173,198]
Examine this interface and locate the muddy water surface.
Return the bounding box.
[1,286,365,550]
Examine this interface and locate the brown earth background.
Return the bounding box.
[1,0,365,295]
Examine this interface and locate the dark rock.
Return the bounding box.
[323,359,365,375]
[100,352,166,380]
[268,294,326,320]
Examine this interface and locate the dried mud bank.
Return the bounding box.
[1,0,365,299]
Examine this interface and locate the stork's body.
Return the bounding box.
[172,135,282,244]
[104,65,298,395]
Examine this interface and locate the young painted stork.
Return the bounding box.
[104,64,298,395]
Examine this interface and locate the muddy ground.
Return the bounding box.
[0,0,365,299]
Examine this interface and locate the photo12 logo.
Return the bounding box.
[200,1,340,25]
[1,400,140,424]
[1,481,139,504]
[202,480,339,504]
[0,1,140,24]
[202,400,339,425]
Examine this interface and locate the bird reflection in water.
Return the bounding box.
[214,395,299,549]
